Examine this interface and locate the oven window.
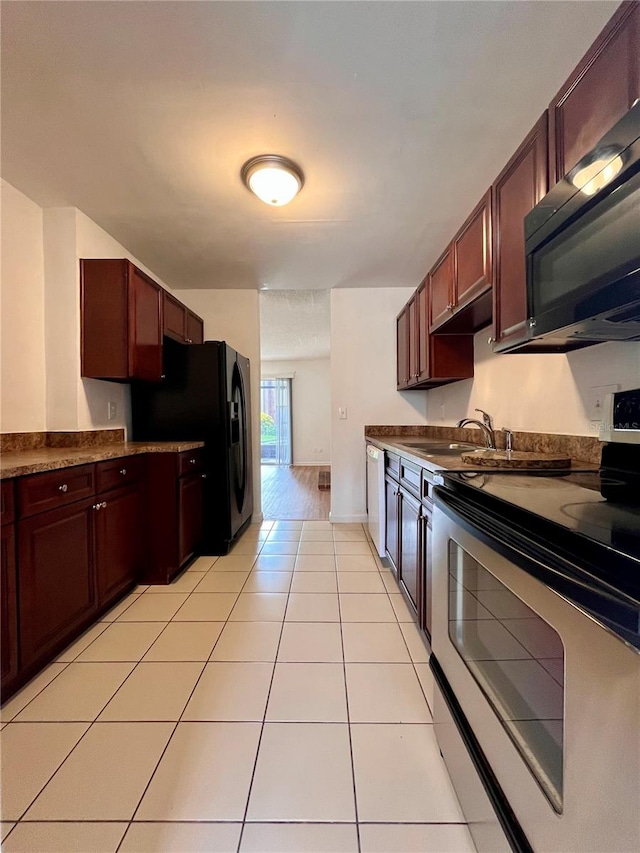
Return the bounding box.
[448,541,564,812]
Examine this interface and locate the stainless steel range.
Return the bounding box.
[430,388,640,853]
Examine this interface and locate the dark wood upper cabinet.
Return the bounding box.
[453,189,492,310]
[428,194,492,336]
[492,113,549,351]
[416,280,429,383]
[186,310,204,345]
[163,292,205,345]
[163,290,187,343]
[398,280,474,390]
[548,2,640,184]
[396,306,410,389]
[81,259,163,382]
[429,246,454,330]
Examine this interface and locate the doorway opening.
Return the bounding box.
[260,378,292,465]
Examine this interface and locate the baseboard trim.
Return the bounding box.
[329,512,368,523]
[252,512,264,524]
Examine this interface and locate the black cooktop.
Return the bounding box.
[444,469,640,561]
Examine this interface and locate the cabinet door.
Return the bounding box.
[416,280,429,382]
[429,246,454,331]
[163,291,187,343]
[186,310,204,344]
[399,489,421,614]
[407,294,418,386]
[549,3,639,184]
[396,307,410,389]
[95,485,143,610]
[384,475,400,574]
[422,507,432,640]
[129,268,163,382]
[453,189,492,310]
[18,499,97,670]
[492,114,548,350]
[1,524,19,689]
[178,473,204,567]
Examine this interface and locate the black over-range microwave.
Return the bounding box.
[523,100,640,351]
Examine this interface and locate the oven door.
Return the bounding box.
[431,502,640,853]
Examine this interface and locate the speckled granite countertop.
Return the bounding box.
[0,440,205,479]
[365,426,600,472]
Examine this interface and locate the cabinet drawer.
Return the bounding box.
[178,448,206,477]
[1,479,15,526]
[18,464,96,518]
[96,456,145,494]
[385,452,400,481]
[399,459,421,498]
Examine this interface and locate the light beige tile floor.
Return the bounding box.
[0,520,474,853]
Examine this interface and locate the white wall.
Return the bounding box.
[330,288,428,522]
[262,359,331,465]
[0,180,47,432]
[427,332,640,436]
[174,289,262,518]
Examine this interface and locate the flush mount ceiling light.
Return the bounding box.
[569,145,624,196]
[241,155,304,207]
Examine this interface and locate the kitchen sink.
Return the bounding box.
[400,442,479,456]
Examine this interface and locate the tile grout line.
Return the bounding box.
[335,536,363,853]
[120,534,270,851]
[234,525,300,853]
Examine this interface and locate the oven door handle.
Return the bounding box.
[434,486,640,652]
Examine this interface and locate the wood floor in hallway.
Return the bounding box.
[261,465,331,520]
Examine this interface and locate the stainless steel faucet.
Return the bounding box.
[456,408,497,449]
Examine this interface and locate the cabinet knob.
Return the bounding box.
[186,338,193,344]
[488,336,495,345]
[101,501,107,509]
[119,468,127,476]
[161,374,166,379]
[528,318,537,329]
[93,503,100,511]
[201,473,207,479]
[58,484,68,493]
[190,458,196,464]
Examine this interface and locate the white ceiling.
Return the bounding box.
[1,1,618,292]
[260,290,330,362]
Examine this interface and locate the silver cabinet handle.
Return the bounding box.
[488,336,495,345]
[102,501,107,509]
[119,468,127,476]
[201,473,207,479]
[93,503,100,511]
[190,458,196,464]
[58,484,68,493]
[161,374,166,379]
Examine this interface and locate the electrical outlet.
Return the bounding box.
[587,384,620,421]
[338,406,348,420]
[107,401,117,421]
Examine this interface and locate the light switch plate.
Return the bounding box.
[107,401,117,421]
[338,406,348,420]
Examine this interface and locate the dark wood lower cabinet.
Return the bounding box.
[178,472,204,567]
[95,483,143,610]
[421,503,433,640]
[18,498,97,671]
[145,454,205,584]
[1,523,19,691]
[399,487,421,614]
[385,474,400,573]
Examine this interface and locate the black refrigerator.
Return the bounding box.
[131,339,253,555]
